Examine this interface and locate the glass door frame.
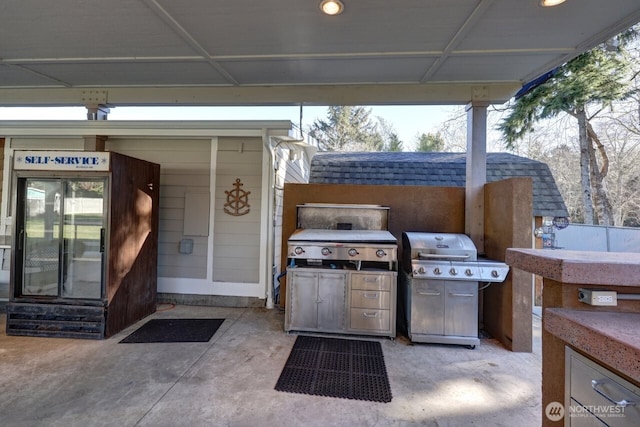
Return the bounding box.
[12,171,109,301]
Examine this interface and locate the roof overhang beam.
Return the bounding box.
[0,83,522,108]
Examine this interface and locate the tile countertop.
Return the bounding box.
[505,248,640,286]
[545,308,640,384]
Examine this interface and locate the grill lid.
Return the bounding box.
[403,232,477,261]
[402,232,509,282]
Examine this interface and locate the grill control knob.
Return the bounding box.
[433,267,442,275]
[294,246,305,255]
[321,247,332,256]
[465,268,473,277]
[449,268,458,276]
[376,249,387,258]
[491,270,500,278]
[418,267,425,274]
[348,248,359,257]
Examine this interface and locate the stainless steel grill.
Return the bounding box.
[402,232,509,282]
[287,229,397,267]
[400,232,509,348]
[285,204,398,338]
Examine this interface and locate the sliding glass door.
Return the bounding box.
[18,177,106,300]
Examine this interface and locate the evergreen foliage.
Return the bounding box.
[307,106,406,152]
[308,106,383,152]
[415,132,445,152]
[499,48,634,147]
[498,27,638,225]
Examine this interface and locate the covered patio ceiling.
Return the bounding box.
[1,0,639,108]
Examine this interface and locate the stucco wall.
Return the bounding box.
[484,177,533,352]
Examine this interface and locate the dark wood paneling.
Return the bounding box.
[105,152,160,337]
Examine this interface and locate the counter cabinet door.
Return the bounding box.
[566,346,640,427]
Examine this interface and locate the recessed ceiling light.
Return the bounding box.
[320,0,344,16]
[540,0,567,6]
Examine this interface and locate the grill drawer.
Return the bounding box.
[349,308,390,332]
[351,272,392,291]
[351,289,390,309]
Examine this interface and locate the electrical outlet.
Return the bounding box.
[578,288,617,306]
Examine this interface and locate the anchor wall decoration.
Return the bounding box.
[224,178,251,216]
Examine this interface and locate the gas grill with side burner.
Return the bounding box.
[400,232,509,348]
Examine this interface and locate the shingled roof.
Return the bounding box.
[309,152,569,218]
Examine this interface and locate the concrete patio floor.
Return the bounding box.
[0,305,542,427]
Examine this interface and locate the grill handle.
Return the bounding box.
[417,253,471,261]
[417,290,441,296]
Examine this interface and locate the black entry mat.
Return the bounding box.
[119,318,224,343]
[275,335,392,403]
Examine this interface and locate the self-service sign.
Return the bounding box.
[14,151,110,171]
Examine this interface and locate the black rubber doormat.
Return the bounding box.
[275,335,392,403]
[119,318,224,343]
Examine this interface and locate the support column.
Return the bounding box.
[86,104,110,120]
[83,135,107,151]
[465,101,489,254]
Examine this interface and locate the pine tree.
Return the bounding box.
[308,106,383,152]
[415,132,445,152]
[499,30,637,225]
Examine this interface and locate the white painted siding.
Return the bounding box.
[106,138,210,279]
[213,137,263,283]
[10,138,84,150]
[3,128,309,301]
[271,142,312,303]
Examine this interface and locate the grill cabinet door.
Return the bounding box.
[288,271,319,330]
[444,281,478,337]
[287,270,346,332]
[317,272,346,331]
[411,279,444,335]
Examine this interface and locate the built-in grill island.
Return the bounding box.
[400,232,509,348]
[285,204,398,338]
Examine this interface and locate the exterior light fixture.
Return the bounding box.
[540,0,566,6]
[320,0,344,16]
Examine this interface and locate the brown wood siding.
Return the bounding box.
[279,183,466,307]
[105,152,160,337]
